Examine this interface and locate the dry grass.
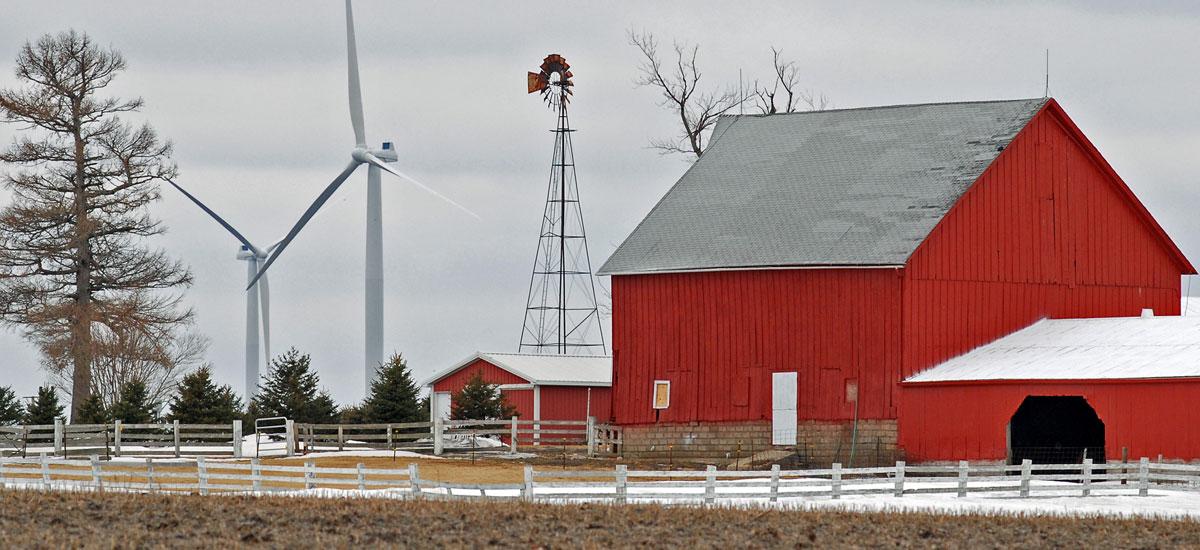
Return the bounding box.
[2,488,1199,548]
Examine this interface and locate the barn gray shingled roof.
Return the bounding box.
[598,98,1048,275]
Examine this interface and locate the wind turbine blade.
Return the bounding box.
[259,272,271,367]
[248,160,362,289]
[345,0,366,146]
[363,153,482,220]
[165,178,264,256]
[266,239,285,253]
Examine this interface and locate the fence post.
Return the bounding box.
[523,464,534,501]
[197,456,209,495]
[769,464,780,503]
[146,458,156,492]
[957,460,968,498]
[251,458,262,492]
[616,465,628,504]
[1082,458,1093,497]
[338,426,345,451]
[114,420,123,457]
[893,461,905,497]
[1019,459,1032,498]
[704,465,717,505]
[90,454,101,491]
[0,457,6,490]
[40,452,50,489]
[285,419,296,458]
[53,418,63,456]
[232,420,243,459]
[433,417,444,456]
[304,460,316,490]
[831,463,842,499]
[1138,457,1149,497]
[357,463,366,491]
[510,416,519,455]
[586,416,596,458]
[409,463,421,498]
[173,420,181,458]
[387,424,393,449]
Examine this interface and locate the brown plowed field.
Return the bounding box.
[3,489,1199,548]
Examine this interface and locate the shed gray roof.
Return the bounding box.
[598,98,1048,275]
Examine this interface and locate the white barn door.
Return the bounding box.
[772,372,798,445]
[433,392,452,421]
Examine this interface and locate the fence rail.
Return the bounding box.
[1,418,623,459]
[0,456,1196,504]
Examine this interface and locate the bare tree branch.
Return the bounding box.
[629,30,748,159]
[754,47,830,115]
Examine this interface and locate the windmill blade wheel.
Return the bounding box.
[527,53,573,107]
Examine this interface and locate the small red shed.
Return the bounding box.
[423,352,612,423]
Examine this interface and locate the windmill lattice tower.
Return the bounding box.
[519,54,606,355]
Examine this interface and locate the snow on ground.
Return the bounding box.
[5,475,1200,519]
[280,449,437,460]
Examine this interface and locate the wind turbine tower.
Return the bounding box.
[252,0,478,396]
[167,179,274,399]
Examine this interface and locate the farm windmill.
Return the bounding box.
[167,179,275,399]
[250,0,478,395]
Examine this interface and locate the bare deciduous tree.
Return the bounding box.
[629,30,747,159]
[43,322,208,412]
[631,33,831,158]
[754,47,830,115]
[0,30,193,419]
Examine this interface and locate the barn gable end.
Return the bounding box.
[902,100,1192,377]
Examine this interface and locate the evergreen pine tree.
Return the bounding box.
[75,394,110,424]
[362,353,423,423]
[338,404,366,424]
[249,348,338,423]
[108,380,158,423]
[0,386,23,425]
[23,386,64,425]
[167,367,243,424]
[451,370,517,420]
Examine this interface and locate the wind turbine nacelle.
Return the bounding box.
[236,245,256,261]
[370,141,398,163]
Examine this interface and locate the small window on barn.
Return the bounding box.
[845,379,859,404]
[652,380,670,409]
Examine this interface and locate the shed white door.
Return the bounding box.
[772,372,798,445]
[433,392,452,421]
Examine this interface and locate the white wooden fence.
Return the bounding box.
[0,421,243,458]
[1,418,623,459]
[1,456,1197,503]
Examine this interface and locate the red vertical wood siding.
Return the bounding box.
[902,105,1185,378]
[499,388,534,419]
[539,386,612,421]
[899,380,1200,462]
[432,359,528,392]
[610,269,903,425]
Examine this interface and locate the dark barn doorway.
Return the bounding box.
[1009,396,1105,464]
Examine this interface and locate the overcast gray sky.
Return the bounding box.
[2,1,1198,406]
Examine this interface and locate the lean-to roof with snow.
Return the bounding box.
[422,352,612,387]
[905,314,1200,383]
[599,98,1049,275]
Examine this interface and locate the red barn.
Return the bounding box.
[598,98,1196,463]
[423,352,611,424]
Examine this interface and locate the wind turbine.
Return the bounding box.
[250,0,478,395]
[167,179,274,400]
